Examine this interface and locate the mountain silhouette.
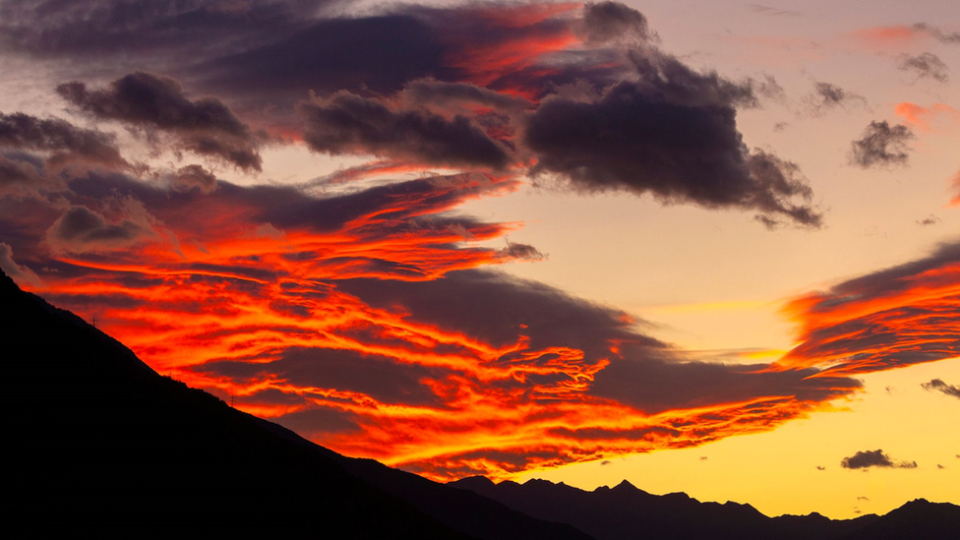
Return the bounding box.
[2,268,588,539]
[450,476,960,540]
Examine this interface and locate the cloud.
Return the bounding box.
[897,53,949,83]
[849,121,914,169]
[857,496,870,501]
[894,102,960,133]
[911,23,960,45]
[600,460,612,466]
[0,242,42,286]
[579,1,657,44]
[57,71,262,171]
[921,379,960,399]
[169,164,218,194]
[916,215,940,226]
[0,0,329,59]
[0,111,129,172]
[841,449,917,470]
[46,203,155,253]
[938,464,946,469]
[803,82,866,116]
[816,466,825,470]
[524,53,821,228]
[748,5,801,17]
[298,91,511,170]
[854,23,960,48]
[777,241,960,376]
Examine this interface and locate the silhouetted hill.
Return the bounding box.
[451,476,960,540]
[2,269,589,539]
[838,499,960,540]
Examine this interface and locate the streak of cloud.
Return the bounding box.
[921,379,960,399]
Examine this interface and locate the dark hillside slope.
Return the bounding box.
[2,269,590,539]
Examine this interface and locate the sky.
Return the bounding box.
[0,0,958,520]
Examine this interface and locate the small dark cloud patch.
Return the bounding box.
[921,379,960,399]
[699,456,708,461]
[816,466,825,471]
[916,215,940,226]
[857,496,870,501]
[938,464,946,469]
[498,242,545,262]
[912,23,960,45]
[299,91,510,170]
[773,122,789,132]
[841,449,918,470]
[170,164,218,194]
[601,460,612,466]
[57,71,262,171]
[579,1,657,44]
[897,53,949,83]
[849,121,914,169]
[748,4,801,17]
[803,82,866,116]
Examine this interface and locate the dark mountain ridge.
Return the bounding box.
[450,476,960,540]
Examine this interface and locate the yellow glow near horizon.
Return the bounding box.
[517,358,960,519]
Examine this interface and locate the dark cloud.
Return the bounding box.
[0,242,41,286]
[803,82,866,116]
[57,71,261,171]
[198,347,446,407]
[897,52,949,83]
[299,91,511,170]
[600,460,612,466]
[816,466,826,470]
[916,215,940,226]
[0,0,329,59]
[196,14,452,101]
[498,242,545,262]
[748,5,802,17]
[525,55,821,227]
[169,164,218,194]
[579,1,657,44]
[912,23,960,45]
[849,121,914,169]
[921,379,960,399]
[0,111,128,171]
[590,351,859,414]
[402,79,533,113]
[699,456,708,461]
[46,204,152,253]
[841,449,917,470]
[938,464,946,469]
[857,496,870,501]
[0,153,56,197]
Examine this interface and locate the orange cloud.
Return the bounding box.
[775,242,960,376]
[895,102,960,132]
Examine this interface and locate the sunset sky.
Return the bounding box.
[1,0,958,520]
